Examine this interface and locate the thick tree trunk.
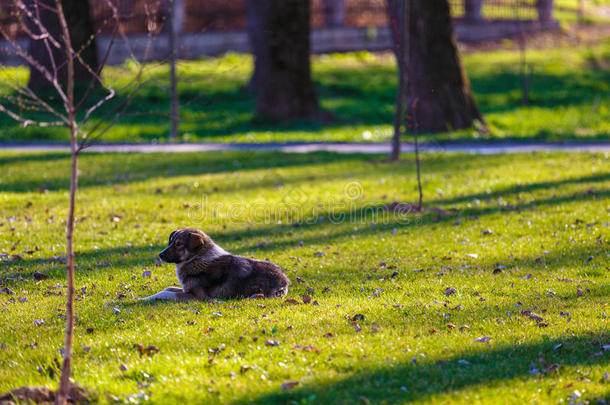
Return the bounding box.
[245,0,323,122]
[388,0,483,133]
[27,0,98,90]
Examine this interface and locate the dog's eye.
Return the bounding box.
[174,241,182,247]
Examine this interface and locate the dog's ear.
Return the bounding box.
[169,230,178,244]
[187,232,205,251]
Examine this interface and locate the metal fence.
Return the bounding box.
[448,0,538,19]
[0,0,546,39]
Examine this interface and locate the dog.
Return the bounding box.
[141,228,290,301]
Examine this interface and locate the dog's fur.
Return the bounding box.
[141,229,290,301]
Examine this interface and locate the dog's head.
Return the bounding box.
[159,228,212,263]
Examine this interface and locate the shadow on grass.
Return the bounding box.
[219,187,608,256]
[434,171,610,206]
[0,151,368,193]
[0,150,514,193]
[232,332,610,404]
[0,54,608,143]
[1,186,604,281]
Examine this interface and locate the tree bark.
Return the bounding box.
[27,0,99,90]
[245,0,323,122]
[388,0,484,133]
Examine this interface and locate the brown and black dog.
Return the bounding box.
[141,228,290,301]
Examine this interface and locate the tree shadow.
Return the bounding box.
[1,54,607,143]
[215,186,608,257]
[0,151,367,193]
[0,150,512,193]
[233,332,610,404]
[434,171,610,206]
[2,179,604,282]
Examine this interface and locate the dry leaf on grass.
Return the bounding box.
[285,298,300,305]
[133,343,160,356]
[281,381,299,391]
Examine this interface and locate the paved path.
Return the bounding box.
[1,142,609,154]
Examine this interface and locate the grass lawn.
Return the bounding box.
[1,38,608,145]
[0,150,608,404]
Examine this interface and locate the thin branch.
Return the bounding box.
[14,0,62,49]
[0,27,69,105]
[74,19,120,113]
[0,66,70,123]
[0,102,64,127]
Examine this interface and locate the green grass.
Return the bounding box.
[1,39,609,144]
[554,0,610,24]
[0,150,608,403]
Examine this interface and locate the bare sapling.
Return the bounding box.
[0,1,162,403]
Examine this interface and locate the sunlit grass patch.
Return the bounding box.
[0,150,608,403]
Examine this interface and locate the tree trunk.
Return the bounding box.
[388,0,483,133]
[55,1,77,403]
[27,0,98,90]
[245,0,323,122]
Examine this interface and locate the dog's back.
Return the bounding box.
[198,255,290,299]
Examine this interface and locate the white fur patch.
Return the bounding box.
[140,290,179,301]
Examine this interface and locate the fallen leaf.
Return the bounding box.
[444,287,457,295]
[281,381,299,391]
[475,336,490,343]
[265,339,280,346]
[133,344,159,356]
[285,298,300,305]
[33,271,49,281]
[323,332,334,338]
[351,314,365,322]
[302,294,311,304]
[1,287,15,295]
